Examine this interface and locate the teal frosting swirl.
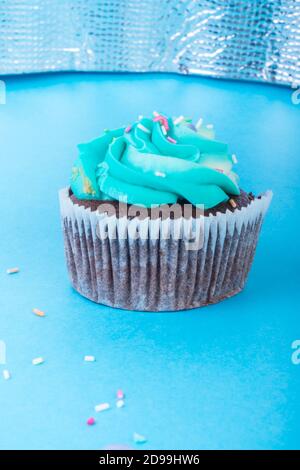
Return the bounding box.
[71,113,240,209]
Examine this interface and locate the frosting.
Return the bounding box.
[71,113,240,209]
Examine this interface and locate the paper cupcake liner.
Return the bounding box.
[59,188,272,311]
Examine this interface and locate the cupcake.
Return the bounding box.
[59,112,272,311]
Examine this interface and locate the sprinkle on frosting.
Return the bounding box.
[71,112,240,209]
[232,154,238,164]
[196,117,203,129]
[137,123,151,134]
[174,115,184,125]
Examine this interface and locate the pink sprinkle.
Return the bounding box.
[215,168,224,173]
[153,115,169,131]
[116,389,124,399]
[125,126,131,133]
[167,136,177,144]
[87,417,96,426]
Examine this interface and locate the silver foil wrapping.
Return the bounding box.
[0,0,299,86]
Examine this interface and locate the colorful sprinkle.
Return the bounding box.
[84,355,96,362]
[95,402,110,413]
[153,115,169,131]
[173,115,184,125]
[187,123,197,132]
[167,136,177,144]
[87,417,96,426]
[232,154,238,164]
[116,389,124,399]
[33,308,45,317]
[3,369,11,380]
[161,125,167,136]
[133,432,147,444]
[215,168,224,173]
[32,357,44,366]
[153,111,159,117]
[206,124,214,129]
[138,115,143,120]
[137,123,151,134]
[116,399,125,408]
[229,199,237,208]
[195,118,203,129]
[155,171,166,178]
[6,267,19,274]
[125,126,131,133]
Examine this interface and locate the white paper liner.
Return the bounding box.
[59,188,272,311]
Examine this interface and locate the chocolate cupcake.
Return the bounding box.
[59,113,272,311]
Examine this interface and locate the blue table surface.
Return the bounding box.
[0,72,299,450]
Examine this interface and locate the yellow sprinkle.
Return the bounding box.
[33,308,45,317]
[6,267,19,274]
[229,199,237,208]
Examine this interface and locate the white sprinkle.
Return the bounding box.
[116,399,125,408]
[206,124,214,129]
[138,115,143,120]
[6,267,19,274]
[196,118,203,129]
[155,171,166,178]
[32,357,44,366]
[133,432,147,444]
[232,154,238,164]
[3,370,11,380]
[137,123,151,134]
[161,125,167,135]
[153,111,159,117]
[84,355,96,362]
[173,115,184,125]
[95,402,110,413]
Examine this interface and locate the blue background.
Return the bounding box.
[0,72,299,450]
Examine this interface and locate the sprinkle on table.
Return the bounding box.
[32,357,44,366]
[116,399,125,408]
[229,199,237,208]
[6,267,19,274]
[3,369,11,380]
[116,389,124,399]
[87,417,96,426]
[95,402,110,413]
[133,432,147,444]
[33,308,45,317]
[84,355,96,362]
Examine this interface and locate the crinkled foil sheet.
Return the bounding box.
[0,0,299,85]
